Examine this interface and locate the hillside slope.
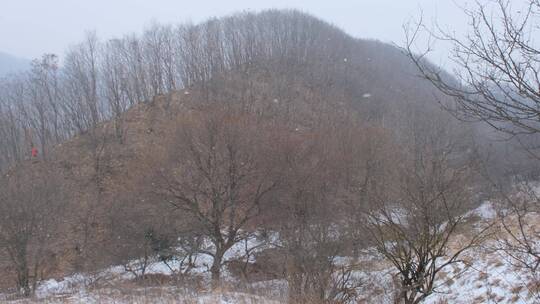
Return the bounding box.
[0,10,479,298]
[3,203,539,303]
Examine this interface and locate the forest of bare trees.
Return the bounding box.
[0,9,446,173]
[0,5,539,304]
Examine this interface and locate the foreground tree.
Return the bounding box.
[157,106,281,287]
[362,116,485,304]
[405,0,540,136]
[0,169,64,296]
[276,120,365,304]
[405,0,540,297]
[493,183,540,296]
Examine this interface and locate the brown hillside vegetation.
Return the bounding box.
[0,58,463,289]
[1,10,513,303]
[0,64,375,284]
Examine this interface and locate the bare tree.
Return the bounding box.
[119,35,151,105]
[101,39,130,143]
[30,54,63,144]
[0,78,26,170]
[404,0,540,137]
[404,1,540,299]
[71,126,111,272]
[488,181,540,301]
[63,31,102,133]
[157,106,280,287]
[0,169,64,296]
[262,113,370,304]
[362,116,485,304]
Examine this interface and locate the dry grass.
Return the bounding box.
[4,282,285,304]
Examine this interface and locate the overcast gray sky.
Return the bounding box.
[0,0,470,65]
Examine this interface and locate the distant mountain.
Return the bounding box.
[0,51,30,76]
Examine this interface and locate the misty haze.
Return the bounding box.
[0,1,539,303]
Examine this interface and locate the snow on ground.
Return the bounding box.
[196,292,281,304]
[6,289,282,304]
[1,232,281,303]
[422,249,531,304]
[350,246,537,304]
[470,201,497,220]
[3,203,540,303]
[352,202,540,304]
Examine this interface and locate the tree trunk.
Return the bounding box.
[287,258,305,304]
[210,251,223,289]
[401,291,416,304]
[287,275,303,304]
[17,264,31,297]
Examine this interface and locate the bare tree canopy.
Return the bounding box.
[0,169,64,296]
[405,0,540,136]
